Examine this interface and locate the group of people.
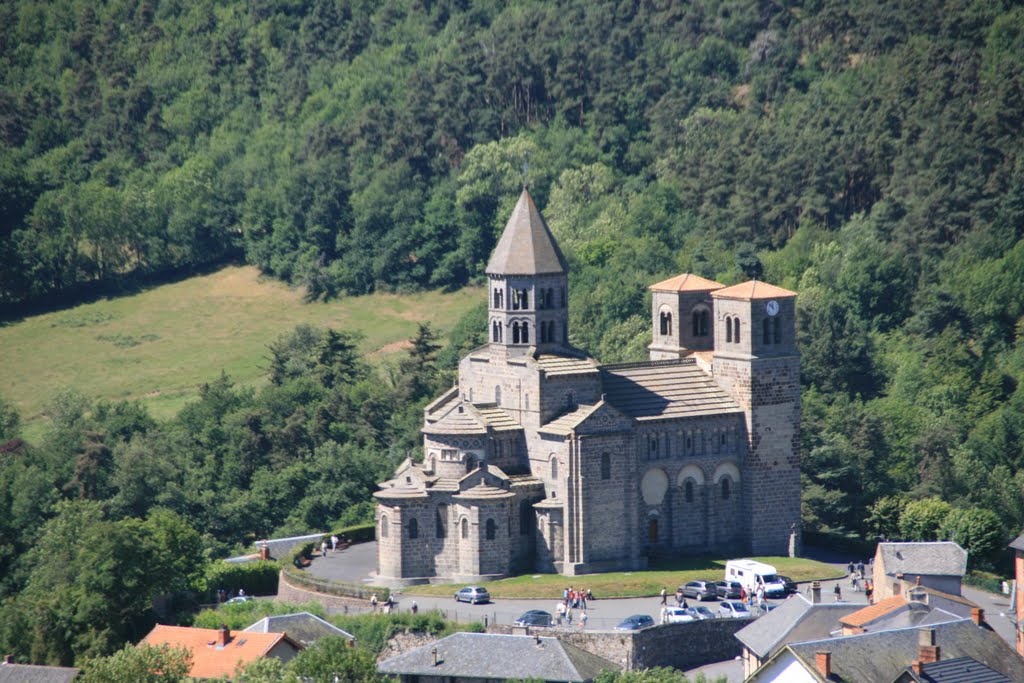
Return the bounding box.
[556,586,592,628]
[369,592,399,614]
[319,534,345,557]
[846,559,874,601]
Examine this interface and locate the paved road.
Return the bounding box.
[302,541,1014,642]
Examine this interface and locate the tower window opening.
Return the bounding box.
[733,317,740,344]
[685,479,694,503]
[461,518,468,539]
[517,289,529,309]
[660,310,673,336]
[721,477,731,500]
[601,452,611,480]
[408,517,418,539]
[726,316,733,343]
[495,385,501,406]
[693,309,709,337]
[512,322,520,344]
[485,518,496,540]
[521,321,529,344]
[551,457,558,480]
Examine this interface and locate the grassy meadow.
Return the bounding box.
[404,556,846,599]
[0,266,481,439]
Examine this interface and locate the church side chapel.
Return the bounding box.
[375,190,801,584]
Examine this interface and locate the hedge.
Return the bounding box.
[205,559,282,599]
[964,570,1008,595]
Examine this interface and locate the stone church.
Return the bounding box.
[374,189,800,585]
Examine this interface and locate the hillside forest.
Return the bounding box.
[2,0,1024,667]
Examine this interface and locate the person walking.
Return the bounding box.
[833,583,842,602]
[320,540,328,557]
[411,601,418,614]
[370,592,378,610]
[564,607,573,627]
[579,611,588,629]
[331,534,338,551]
[660,587,667,605]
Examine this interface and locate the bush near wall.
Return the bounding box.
[205,560,282,599]
[964,570,1009,595]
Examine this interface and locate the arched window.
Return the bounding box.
[436,505,447,538]
[685,479,694,502]
[601,452,611,480]
[565,391,577,411]
[721,477,731,500]
[485,518,496,540]
[517,289,529,309]
[773,318,781,344]
[693,309,709,337]
[521,322,529,344]
[380,514,389,538]
[649,436,659,455]
[763,317,771,344]
[408,517,419,539]
[493,320,500,342]
[725,316,733,343]
[660,310,673,336]
[733,317,740,344]
[495,385,501,406]
[512,322,521,344]
[520,500,533,535]
[551,457,559,480]
[461,517,469,539]
[493,289,502,308]
[648,518,658,543]
[549,321,556,343]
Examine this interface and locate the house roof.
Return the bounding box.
[141,624,301,680]
[736,594,860,658]
[903,656,1013,683]
[377,632,617,682]
[1008,531,1024,552]
[713,280,796,300]
[601,359,741,420]
[779,618,1024,683]
[877,542,968,578]
[648,273,725,293]
[243,612,354,647]
[841,596,908,628]
[0,663,79,683]
[485,189,568,276]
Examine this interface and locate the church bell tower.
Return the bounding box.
[485,189,569,355]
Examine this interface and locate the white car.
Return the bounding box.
[718,600,752,619]
[663,607,695,623]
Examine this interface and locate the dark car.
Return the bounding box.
[777,575,798,595]
[615,614,655,631]
[514,610,554,627]
[714,580,742,600]
[454,586,491,604]
[681,580,717,601]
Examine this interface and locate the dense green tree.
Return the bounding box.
[79,644,192,683]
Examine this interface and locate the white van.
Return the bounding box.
[725,559,787,598]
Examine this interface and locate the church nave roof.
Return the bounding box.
[601,359,741,420]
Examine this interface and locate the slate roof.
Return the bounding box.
[0,663,79,683]
[877,542,968,578]
[648,273,725,293]
[601,359,740,420]
[1008,531,1024,552]
[539,403,602,436]
[473,405,522,431]
[713,280,796,300]
[243,612,354,647]
[485,189,568,276]
[422,402,487,436]
[536,353,601,376]
[781,618,1024,683]
[736,594,860,658]
[141,624,301,680]
[377,632,617,682]
[905,656,1012,683]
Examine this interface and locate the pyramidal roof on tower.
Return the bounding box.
[485,189,569,276]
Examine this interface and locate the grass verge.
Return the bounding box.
[404,556,845,599]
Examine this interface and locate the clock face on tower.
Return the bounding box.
[766,300,780,317]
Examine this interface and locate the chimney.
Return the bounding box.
[811,581,822,604]
[216,624,230,647]
[912,660,923,675]
[972,608,985,625]
[918,629,940,664]
[432,647,439,666]
[815,651,831,678]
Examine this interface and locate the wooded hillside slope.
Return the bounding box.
[2,0,1024,588]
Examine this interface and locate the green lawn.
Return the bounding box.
[0,266,481,438]
[404,556,845,599]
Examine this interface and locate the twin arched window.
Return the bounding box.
[762,317,782,345]
[725,316,741,343]
[660,310,673,336]
[692,309,709,337]
[512,321,530,344]
[492,320,503,342]
[538,288,555,309]
[540,320,556,343]
[493,288,504,308]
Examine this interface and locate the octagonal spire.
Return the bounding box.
[485,189,568,276]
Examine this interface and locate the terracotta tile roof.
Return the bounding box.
[485,189,568,276]
[648,273,725,293]
[840,596,908,627]
[712,280,796,300]
[141,624,300,680]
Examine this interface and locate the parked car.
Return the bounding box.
[777,575,798,594]
[718,600,752,619]
[514,610,554,627]
[454,586,491,604]
[680,580,718,601]
[663,607,694,624]
[714,580,743,600]
[225,595,252,605]
[687,606,715,620]
[615,614,655,631]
